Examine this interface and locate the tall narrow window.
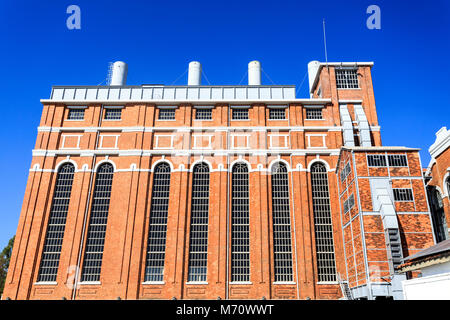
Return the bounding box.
[145,163,171,282]
[80,163,114,282]
[271,162,294,282]
[231,163,250,282]
[310,163,337,282]
[37,163,75,282]
[187,163,210,282]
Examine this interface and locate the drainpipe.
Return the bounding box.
[225,105,230,299]
[289,154,300,299]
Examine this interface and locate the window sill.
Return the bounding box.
[34,281,57,286]
[317,281,339,285]
[77,281,101,285]
[186,281,208,285]
[229,281,252,285]
[273,282,296,285]
[142,281,165,285]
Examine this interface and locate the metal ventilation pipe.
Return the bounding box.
[248,60,261,85]
[307,60,321,94]
[188,61,202,85]
[110,61,128,86]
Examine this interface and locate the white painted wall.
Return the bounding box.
[402,265,450,300]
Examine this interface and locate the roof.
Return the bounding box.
[397,239,450,272]
[41,85,333,105]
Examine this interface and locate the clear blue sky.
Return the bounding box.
[0,0,449,249]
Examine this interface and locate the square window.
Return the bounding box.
[158,109,176,120]
[388,155,408,167]
[269,109,286,120]
[67,108,85,120]
[195,109,212,120]
[367,154,387,167]
[306,109,323,120]
[232,108,249,120]
[104,108,122,120]
[336,68,359,89]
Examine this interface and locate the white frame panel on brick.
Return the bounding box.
[98,134,120,150]
[231,133,251,150]
[306,133,327,149]
[61,134,82,150]
[154,134,175,150]
[268,133,290,149]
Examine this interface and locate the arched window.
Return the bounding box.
[80,163,114,282]
[37,163,75,282]
[231,163,250,282]
[446,177,450,196]
[310,162,337,282]
[145,162,171,282]
[271,162,294,282]
[187,163,210,282]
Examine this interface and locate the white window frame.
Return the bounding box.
[103,106,124,121]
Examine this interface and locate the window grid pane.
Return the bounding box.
[269,109,286,120]
[145,163,171,282]
[187,163,210,282]
[231,163,250,282]
[367,154,387,167]
[271,163,294,282]
[393,188,413,202]
[104,109,122,120]
[232,109,249,120]
[80,163,114,282]
[388,155,408,167]
[68,109,85,120]
[335,68,359,89]
[195,109,212,120]
[306,109,323,120]
[37,163,75,282]
[159,109,175,120]
[310,163,337,282]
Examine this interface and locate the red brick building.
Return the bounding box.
[2,60,436,300]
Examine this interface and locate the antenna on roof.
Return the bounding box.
[323,19,329,68]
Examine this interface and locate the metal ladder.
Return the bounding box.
[337,274,353,300]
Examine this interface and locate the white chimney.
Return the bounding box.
[188,61,202,86]
[110,61,128,86]
[307,60,321,96]
[248,60,261,85]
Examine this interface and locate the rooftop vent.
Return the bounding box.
[248,60,261,85]
[110,61,128,86]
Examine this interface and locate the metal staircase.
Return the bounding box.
[337,274,353,300]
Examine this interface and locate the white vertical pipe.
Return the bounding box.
[110,61,128,86]
[188,61,202,85]
[248,60,261,85]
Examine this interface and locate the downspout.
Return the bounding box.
[225,105,230,300]
[289,155,300,299]
[72,105,104,300]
